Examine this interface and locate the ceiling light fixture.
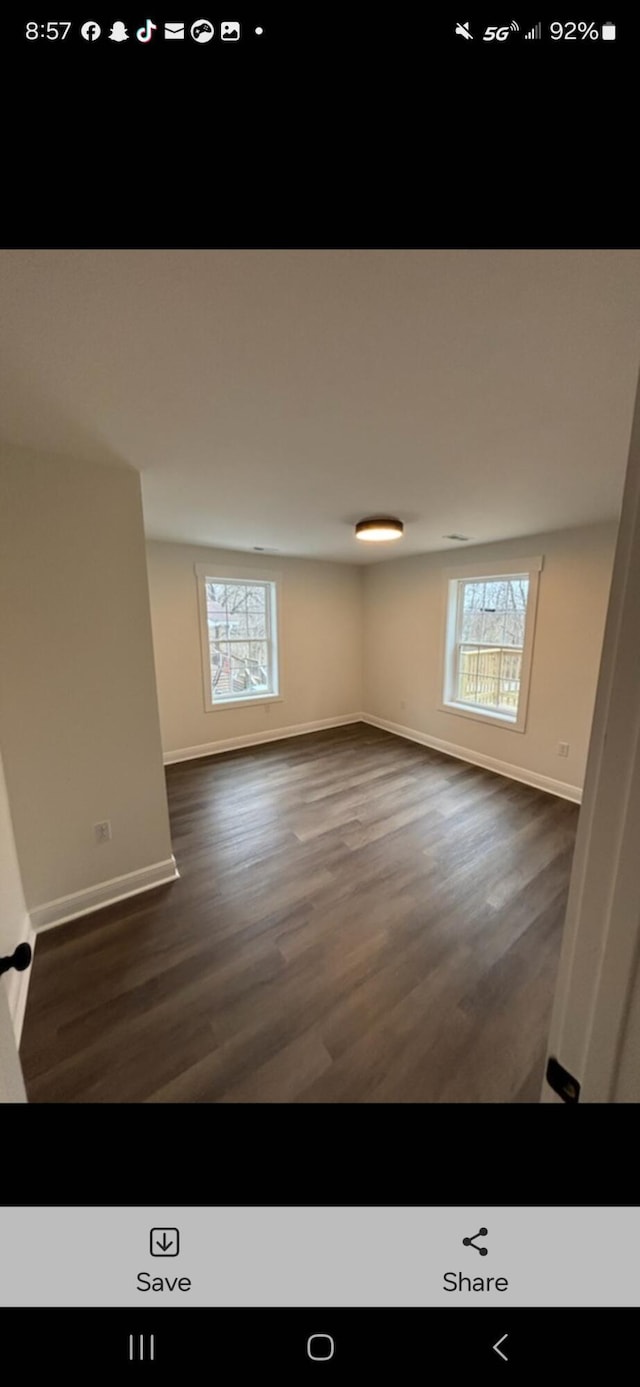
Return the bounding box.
[355,517,404,543]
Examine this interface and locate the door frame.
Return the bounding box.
[543,368,640,1101]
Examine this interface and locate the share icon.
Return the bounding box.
[462,1226,488,1255]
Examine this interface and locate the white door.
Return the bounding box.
[543,369,640,1102]
[0,982,26,1103]
[0,743,29,1102]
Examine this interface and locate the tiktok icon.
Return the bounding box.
[136,19,158,42]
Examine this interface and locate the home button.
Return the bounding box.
[307,1334,335,1361]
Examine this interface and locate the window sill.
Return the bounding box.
[440,701,525,733]
[206,694,283,712]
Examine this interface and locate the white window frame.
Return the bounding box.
[195,563,282,711]
[440,555,543,733]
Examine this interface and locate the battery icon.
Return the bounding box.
[602,22,616,39]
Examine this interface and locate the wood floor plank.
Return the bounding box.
[216,1029,333,1105]
[20,723,579,1102]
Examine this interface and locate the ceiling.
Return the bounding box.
[1,248,639,563]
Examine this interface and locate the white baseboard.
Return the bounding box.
[30,856,180,933]
[2,913,36,1048]
[361,713,582,803]
[163,714,363,765]
[163,711,581,801]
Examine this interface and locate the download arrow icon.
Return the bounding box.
[150,1227,180,1257]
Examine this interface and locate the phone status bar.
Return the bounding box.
[23,20,265,44]
[453,19,617,42]
[20,18,621,50]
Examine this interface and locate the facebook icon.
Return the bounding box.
[80,20,102,40]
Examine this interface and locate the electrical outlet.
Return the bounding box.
[557,742,569,758]
[94,820,112,843]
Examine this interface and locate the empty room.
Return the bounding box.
[1,249,640,1104]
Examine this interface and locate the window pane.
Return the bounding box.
[247,609,267,638]
[481,613,506,644]
[458,641,524,707]
[510,577,529,610]
[248,639,267,666]
[503,611,525,646]
[457,644,481,703]
[480,582,507,644]
[226,640,270,695]
[207,582,226,606]
[503,578,529,645]
[211,639,228,668]
[211,641,232,700]
[499,649,522,683]
[221,584,248,637]
[483,579,505,609]
[203,576,277,703]
[249,642,269,691]
[474,676,499,707]
[206,585,229,646]
[499,678,520,713]
[460,582,485,643]
[448,573,531,722]
[230,640,250,663]
[460,575,530,647]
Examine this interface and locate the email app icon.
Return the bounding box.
[164,22,185,39]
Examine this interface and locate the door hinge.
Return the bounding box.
[545,1055,581,1103]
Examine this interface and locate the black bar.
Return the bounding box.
[2,1308,638,1372]
[12,1104,640,1206]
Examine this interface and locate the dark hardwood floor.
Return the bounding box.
[20,724,579,1103]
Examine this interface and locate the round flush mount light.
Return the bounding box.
[355,517,404,543]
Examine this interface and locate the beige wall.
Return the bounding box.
[362,521,617,796]
[148,526,614,790]
[0,444,173,910]
[146,540,363,757]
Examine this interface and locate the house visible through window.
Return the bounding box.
[196,569,280,709]
[442,559,542,732]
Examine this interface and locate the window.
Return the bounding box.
[196,566,280,710]
[441,557,542,732]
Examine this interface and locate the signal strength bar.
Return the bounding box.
[525,22,542,39]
